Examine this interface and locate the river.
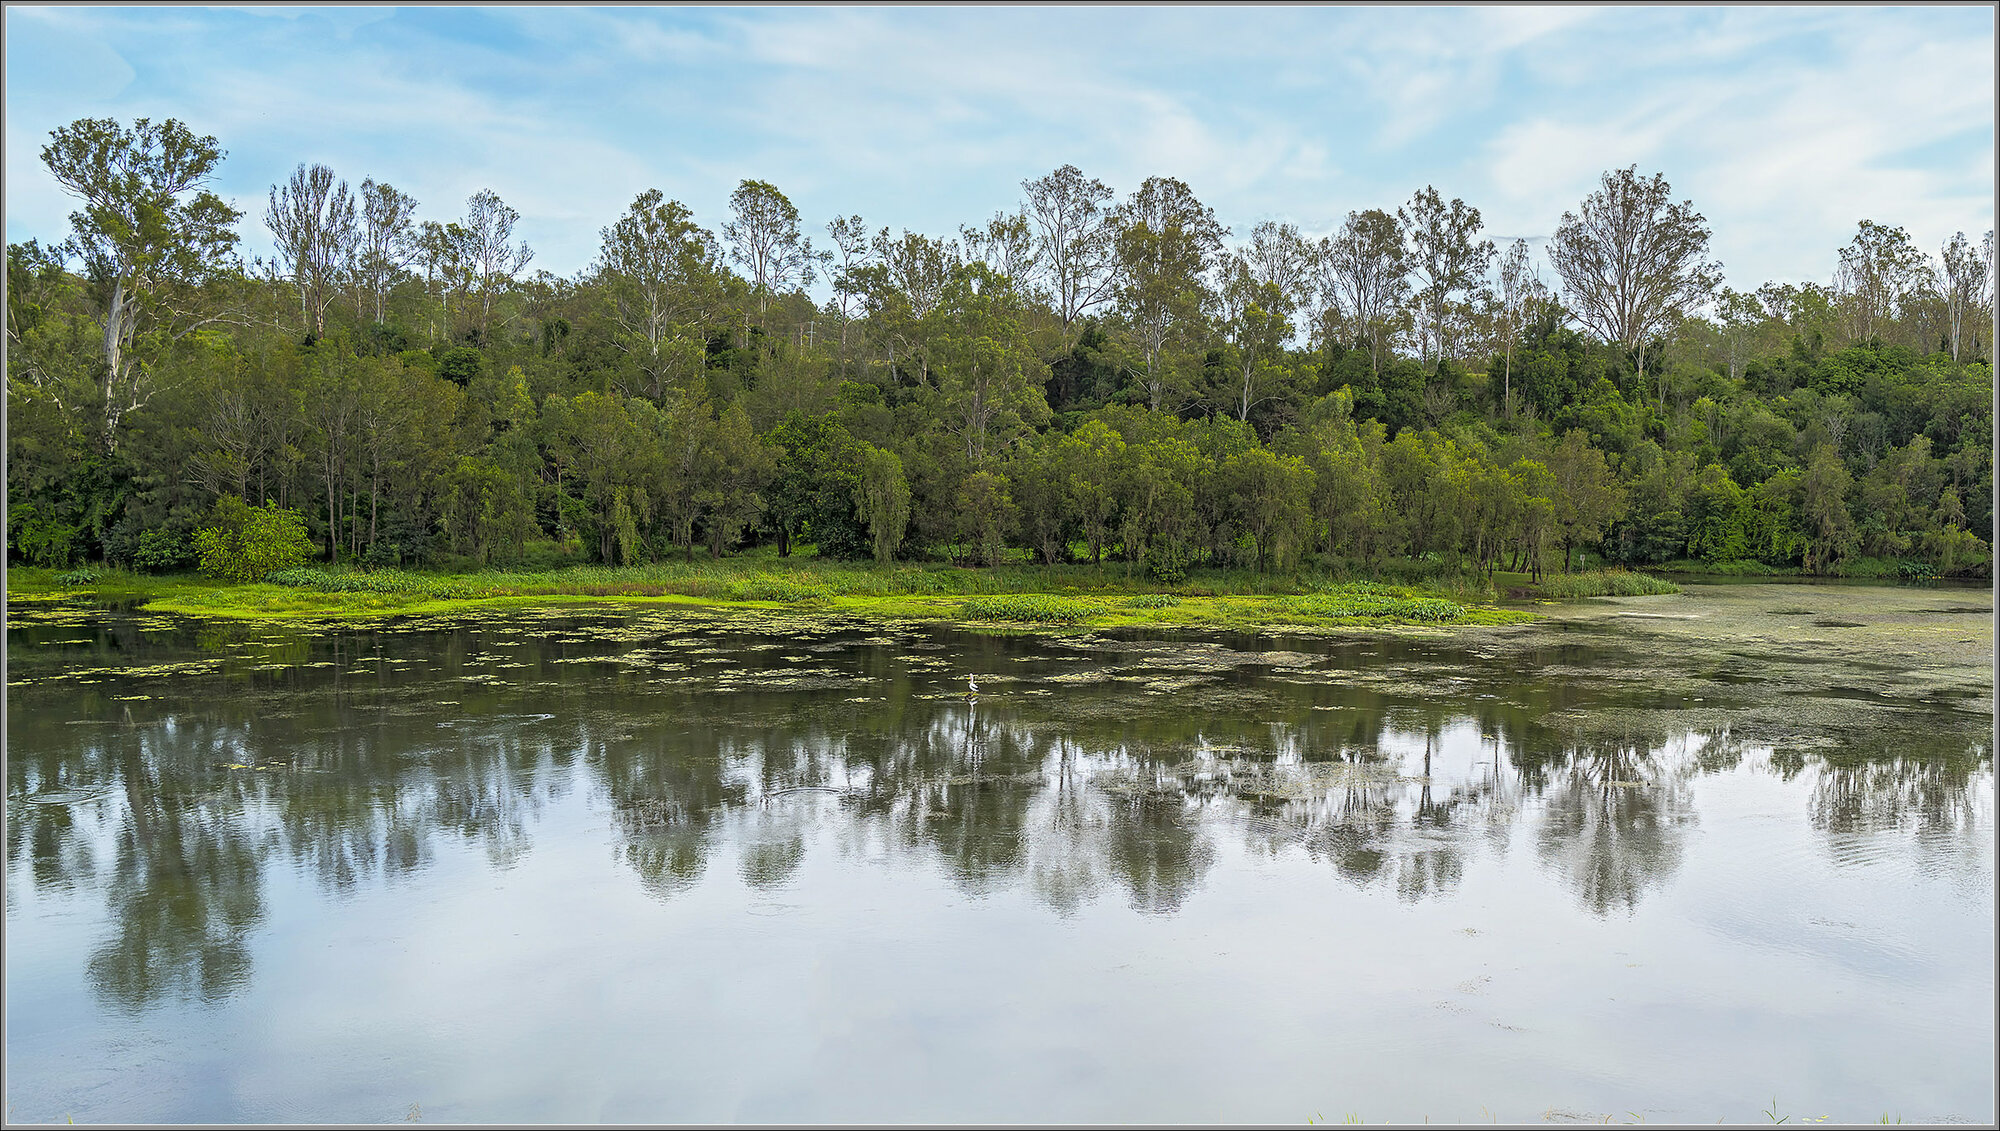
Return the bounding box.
[4,581,1992,1123]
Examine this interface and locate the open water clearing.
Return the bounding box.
[4,580,1993,1123]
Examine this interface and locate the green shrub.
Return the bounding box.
[54,566,99,586]
[1145,543,1194,585]
[193,497,316,582]
[1127,593,1180,609]
[11,504,81,569]
[132,529,196,573]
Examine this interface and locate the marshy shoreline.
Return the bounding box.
[8,558,1672,632]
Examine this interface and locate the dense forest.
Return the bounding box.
[6,117,1994,581]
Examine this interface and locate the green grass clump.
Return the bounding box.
[959,594,1099,623]
[1528,569,1680,598]
[722,572,834,603]
[264,566,477,599]
[1655,558,1796,576]
[1127,593,1180,609]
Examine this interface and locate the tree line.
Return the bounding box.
[7,117,1993,579]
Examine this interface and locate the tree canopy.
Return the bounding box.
[9,120,1992,584]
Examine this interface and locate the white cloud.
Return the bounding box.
[3,5,1990,297]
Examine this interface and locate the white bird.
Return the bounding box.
[967,675,979,697]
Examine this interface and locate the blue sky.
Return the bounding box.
[6,5,1993,297]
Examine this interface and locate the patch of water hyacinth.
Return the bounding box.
[959,594,1101,623]
[1285,592,1466,621]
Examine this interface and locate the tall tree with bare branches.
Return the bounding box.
[1313,208,1408,380]
[1938,230,1989,363]
[463,189,534,344]
[1400,186,1495,371]
[265,163,358,339]
[722,179,813,329]
[1548,166,1720,404]
[1021,164,1118,350]
[356,178,418,324]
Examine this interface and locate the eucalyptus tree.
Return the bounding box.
[1111,175,1225,412]
[824,214,872,355]
[1313,208,1408,379]
[855,228,962,388]
[415,220,477,344]
[722,179,814,327]
[39,116,243,449]
[356,178,419,324]
[931,263,1051,466]
[597,189,723,400]
[1548,167,1720,404]
[1832,220,1931,348]
[1021,164,1118,349]
[1938,230,1989,363]
[265,163,358,338]
[1399,186,1495,370]
[4,239,99,426]
[959,209,1040,291]
[1712,288,1765,383]
[872,229,961,321]
[1986,230,1997,319]
[1240,220,1315,317]
[1494,238,1547,415]
[1214,253,1296,424]
[463,189,534,343]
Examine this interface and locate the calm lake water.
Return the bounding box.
[5,585,1993,1124]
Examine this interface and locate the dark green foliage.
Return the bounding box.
[131,529,197,573]
[434,345,485,385]
[765,412,871,559]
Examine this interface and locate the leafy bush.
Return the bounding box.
[1127,593,1180,609]
[11,503,81,569]
[193,497,316,582]
[54,566,99,586]
[960,594,1098,623]
[132,529,197,573]
[1145,543,1194,584]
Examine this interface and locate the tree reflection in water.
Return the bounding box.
[7,607,1989,1010]
[1772,742,1993,889]
[1524,732,1698,917]
[89,726,269,1011]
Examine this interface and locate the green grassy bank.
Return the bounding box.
[5,557,1586,632]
